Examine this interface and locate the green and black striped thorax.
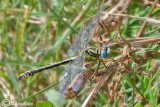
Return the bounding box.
[85,47,101,61]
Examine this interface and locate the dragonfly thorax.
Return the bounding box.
[84,45,109,62]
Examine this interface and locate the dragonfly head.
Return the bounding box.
[101,45,110,58]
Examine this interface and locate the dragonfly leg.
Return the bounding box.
[83,74,92,87]
[101,60,107,69]
[83,74,92,83]
[85,61,96,68]
[95,60,101,72]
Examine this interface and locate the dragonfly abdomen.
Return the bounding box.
[17,58,75,80]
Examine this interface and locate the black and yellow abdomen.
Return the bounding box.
[17,58,75,80]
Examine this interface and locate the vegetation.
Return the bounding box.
[0,0,160,107]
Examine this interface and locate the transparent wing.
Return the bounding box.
[71,73,83,92]
[86,7,104,36]
[58,67,71,101]
[58,64,85,101]
[68,7,105,58]
[70,53,85,91]
[69,8,105,90]
[58,7,105,101]
[67,24,88,58]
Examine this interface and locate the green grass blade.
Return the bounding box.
[18,82,59,102]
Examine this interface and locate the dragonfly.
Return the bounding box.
[17,45,109,80]
[17,6,109,101]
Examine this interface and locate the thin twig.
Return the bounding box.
[136,0,159,38]
[109,13,160,24]
[131,38,160,46]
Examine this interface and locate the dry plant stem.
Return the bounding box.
[143,0,160,7]
[132,72,136,107]
[73,0,92,23]
[92,0,131,44]
[117,43,152,104]
[102,0,131,20]
[82,62,116,107]
[131,37,160,46]
[136,0,159,38]
[116,20,131,48]
[123,45,130,56]
[99,37,160,46]
[99,0,106,9]
[109,13,160,24]
[105,36,115,45]
[114,74,122,95]
[82,55,129,107]
[109,37,160,47]
[127,37,160,41]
